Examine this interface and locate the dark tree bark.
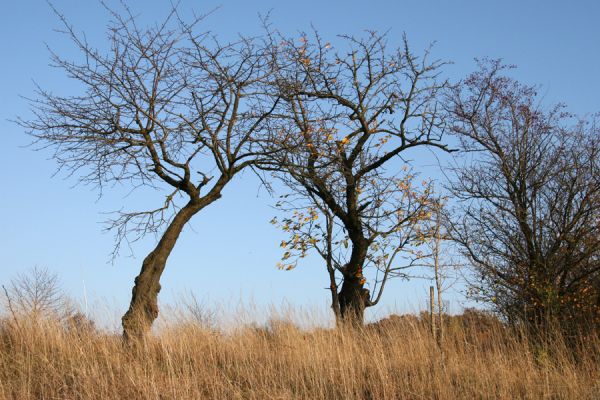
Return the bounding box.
[337,237,369,322]
[122,199,204,340]
[338,278,370,323]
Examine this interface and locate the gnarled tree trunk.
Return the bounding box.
[122,200,202,341]
[338,276,371,324]
[337,239,370,325]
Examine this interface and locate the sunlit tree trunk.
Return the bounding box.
[122,200,202,341]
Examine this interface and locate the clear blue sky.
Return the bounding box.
[1,0,598,328]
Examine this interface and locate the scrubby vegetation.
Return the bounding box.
[0,308,597,399]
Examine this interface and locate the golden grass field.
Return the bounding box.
[0,310,597,400]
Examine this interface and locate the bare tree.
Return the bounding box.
[265,31,450,324]
[19,4,281,340]
[422,198,461,346]
[447,60,600,335]
[432,203,444,344]
[2,266,70,319]
[416,198,447,345]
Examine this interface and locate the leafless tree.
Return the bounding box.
[19,4,282,340]
[264,31,451,324]
[432,203,445,344]
[447,60,600,336]
[2,266,70,319]
[422,199,449,345]
[401,195,461,345]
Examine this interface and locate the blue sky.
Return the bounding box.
[1,0,599,328]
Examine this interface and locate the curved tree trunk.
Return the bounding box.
[122,200,201,341]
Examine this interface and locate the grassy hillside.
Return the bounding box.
[0,311,597,399]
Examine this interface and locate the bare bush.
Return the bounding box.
[2,266,73,320]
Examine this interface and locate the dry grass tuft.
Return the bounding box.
[0,311,597,399]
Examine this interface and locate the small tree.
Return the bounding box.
[2,266,71,319]
[266,31,450,324]
[447,60,600,335]
[419,198,454,345]
[20,5,281,340]
[432,202,444,344]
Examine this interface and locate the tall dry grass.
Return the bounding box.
[0,311,597,399]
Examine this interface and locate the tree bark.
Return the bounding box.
[338,277,370,324]
[121,200,202,341]
[338,239,370,325]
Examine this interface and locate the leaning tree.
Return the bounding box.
[20,5,282,340]
[265,31,450,324]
